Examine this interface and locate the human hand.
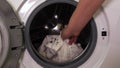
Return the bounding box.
[61,27,78,45]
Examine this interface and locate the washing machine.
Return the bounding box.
[1,0,120,68]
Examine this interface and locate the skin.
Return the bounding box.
[61,0,105,44]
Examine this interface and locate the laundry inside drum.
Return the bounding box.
[29,3,92,64]
[38,35,83,63]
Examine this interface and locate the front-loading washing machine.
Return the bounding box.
[2,0,120,68]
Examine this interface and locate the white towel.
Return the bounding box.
[39,35,83,63]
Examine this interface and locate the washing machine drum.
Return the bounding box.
[25,1,97,68]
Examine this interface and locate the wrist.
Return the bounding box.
[66,26,80,37]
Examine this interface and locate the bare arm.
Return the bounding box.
[61,0,104,44]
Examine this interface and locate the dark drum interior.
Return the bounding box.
[30,3,91,51]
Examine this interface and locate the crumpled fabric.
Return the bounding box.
[39,35,83,63]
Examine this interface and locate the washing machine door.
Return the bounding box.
[24,0,97,68]
[0,10,9,68]
[0,0,23,68]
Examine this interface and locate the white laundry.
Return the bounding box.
[39,35,83,63]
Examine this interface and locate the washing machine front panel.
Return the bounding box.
[21,1,109,68]
[77,7,109,68]
[100,0,120,68]
[6,0,120,68]
[7,0,108,68]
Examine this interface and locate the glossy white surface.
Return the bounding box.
[100,0,120,68]
[18,0,46,24]
[78,8,109,68]
[19,50,43,68]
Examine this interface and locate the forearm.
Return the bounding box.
[67,0,104,36]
